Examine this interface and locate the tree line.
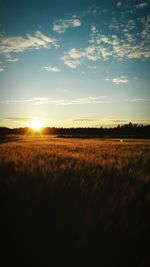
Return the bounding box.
[0,122,150,138]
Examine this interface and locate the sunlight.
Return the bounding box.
[29,118,44,131]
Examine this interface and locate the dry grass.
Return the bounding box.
[0,135,150,266]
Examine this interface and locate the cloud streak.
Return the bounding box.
[6,58,19,62]
[2,97,64,105]
[112,76,129,84]
[2,96,150,106]
[59,96,110,105]
[0,31,58,56]
[42,66,61,72]
[1,96,110,106]
[73,118,96,122]
[135,2,147,9]
[2,117,31,122]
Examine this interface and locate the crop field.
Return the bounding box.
[0,135,150,266]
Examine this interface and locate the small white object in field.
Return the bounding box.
[120,139,123,142]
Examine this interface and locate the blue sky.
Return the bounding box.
[0,0,150,128]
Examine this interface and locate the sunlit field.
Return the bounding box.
[0,135,150,266]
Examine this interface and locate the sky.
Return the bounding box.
[0,0,150,128]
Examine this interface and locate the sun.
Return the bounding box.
[29,118,44,131]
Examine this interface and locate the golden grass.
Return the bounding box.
[0,135,150,266]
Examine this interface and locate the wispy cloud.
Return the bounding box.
[126,98,149,102]
[1,96,109,106]
[2,96,150,107]
[2,97,64,105]
[59,96,110,105]
[0,31,58,56]
[82,5,107,16]
[6,58,19,62]
[42,66,61,72]
[104,118,150,125]
[112,76,129,84]
[72,117,150,127]
[53,16,81,33]
[2,117,31,122]
[135,2,147,9]
[73,118,96,122]
[4,53,19,62]
[0,67,4,71]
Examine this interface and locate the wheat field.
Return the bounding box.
[0,135,150,266]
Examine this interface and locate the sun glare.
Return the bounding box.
[29,119,44,131]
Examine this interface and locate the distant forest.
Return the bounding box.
[0,123,150,138]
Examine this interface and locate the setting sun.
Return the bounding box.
[29,119,44,130]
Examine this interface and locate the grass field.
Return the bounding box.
[0,135,150,266]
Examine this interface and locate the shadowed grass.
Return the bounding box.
[0,136,150,266]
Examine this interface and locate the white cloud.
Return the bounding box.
[124,33,135,42]
[0,67,4,72]
[6,58,19,62]
[68,48,85,59]
[112,76,129,84]
[62,28,113,68]
[100,35,111,44]
[42,66,61,72]
[62,48,91,68]
[53,17,81,33]
[91,25,98,33]
[0,31,58,56]
[117,2,122,8]
[62,28,115,68]
[85,46,97,61]
[62,17,150,68]
[61,48,89,68]
[135,2,147,9]
[61,54,83,69]
[72,18,81,27]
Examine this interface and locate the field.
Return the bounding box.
[0,135,150,266]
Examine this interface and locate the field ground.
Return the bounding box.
[0,135,150,266]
